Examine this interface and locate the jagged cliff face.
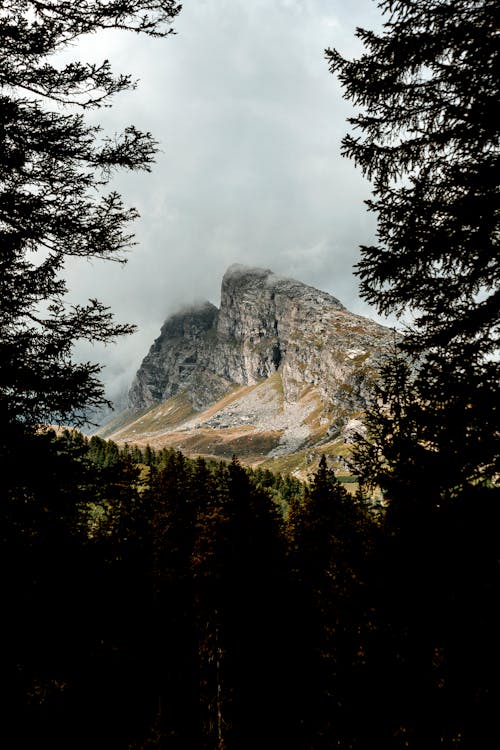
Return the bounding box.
[129,264,393,413]
[104,264,395,475]
[128,301,221,410]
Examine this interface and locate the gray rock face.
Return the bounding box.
[128,301,220,409]
[128,264,394,413]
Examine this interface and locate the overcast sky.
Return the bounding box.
[64,0,389,402]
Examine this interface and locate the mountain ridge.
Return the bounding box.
[99,265,395,476]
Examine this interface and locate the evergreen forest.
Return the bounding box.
[4,429,497,749]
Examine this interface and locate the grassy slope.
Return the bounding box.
[101,374,359,483]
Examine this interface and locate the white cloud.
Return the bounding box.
[60,0,389,401]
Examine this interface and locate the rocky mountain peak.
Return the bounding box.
[100,265,397,472]
[128,264,394,415]
[220,263,345,316]
[128,300,218,410]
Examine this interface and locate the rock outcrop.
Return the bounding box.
[128,301,221,410]
[99,264,396,475]
[129,264,393,415]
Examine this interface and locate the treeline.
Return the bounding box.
[2,428,495,749]
[84,432,303,512]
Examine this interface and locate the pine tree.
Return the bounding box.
[0,0,181,431]
[1,4,181,746]
[328,5,499,744]
[287,456,376,748]
[327,0,499,497]
[327,0,498,357]
[139,451,202,749]
[191,458,290,750]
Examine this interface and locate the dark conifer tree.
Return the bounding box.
[288,456,376,749]
[1,4,181,746]
[328,3,499,746]
[191,457,291,750]
[142,451,201,750]
[327,0,498,357]
[327,0,498,497]
[0,0,180,433]
[1,429,129,749]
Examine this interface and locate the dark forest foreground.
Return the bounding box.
[2,429,498,750]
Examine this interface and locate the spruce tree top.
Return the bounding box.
[0,1,180,429]
[327,0,498,360]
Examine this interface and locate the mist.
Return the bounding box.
[62,0,388,404]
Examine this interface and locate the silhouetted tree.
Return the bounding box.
[142,451,201,750]
[0,0,180,432]
[288,456,376,748]
[192,458,290,750]
[1,3,181,746]
[327,0,498,358]
[328,3,499,745]
[328,0,498,497]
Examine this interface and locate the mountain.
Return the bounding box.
[98,265,395,478]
